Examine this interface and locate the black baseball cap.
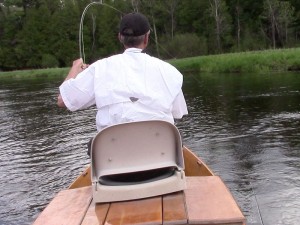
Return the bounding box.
[119,13,150,36]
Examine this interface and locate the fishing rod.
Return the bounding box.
[79,1,176,64]
[79,1,123,63]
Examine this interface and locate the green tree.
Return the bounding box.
[160,0,180,39]
[226,0,266,51]
[208,0,232,53]
[15,3,52,68]
[1,0,300,71]
[48,0,82,67]
[262,0,295,48]
[163,33,207,58]
[0,2,24,69]
[278,1,295,46]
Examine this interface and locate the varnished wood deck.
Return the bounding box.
[32,176,246,225]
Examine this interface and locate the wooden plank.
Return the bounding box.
[80,201,110,225]
[105,196,162,225]
[163,191,187,225]
[183,147,214,176]
[69,166,92,189]
[32,186,92,225]
[184,177,246,225]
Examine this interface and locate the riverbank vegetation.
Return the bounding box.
[1,47,300,78]
[171,48,300,73]
[0,67,68,79]
[1,0,300,71]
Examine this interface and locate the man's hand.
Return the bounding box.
[65,58,89,81]
[57,58,89,108]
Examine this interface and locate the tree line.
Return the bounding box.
[0,0,300,71]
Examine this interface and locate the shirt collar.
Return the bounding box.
[124,48,143,54]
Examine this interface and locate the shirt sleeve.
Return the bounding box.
[59,67,96,111]
[171,90,188,118]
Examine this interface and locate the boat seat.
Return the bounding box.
[91,120,186,203]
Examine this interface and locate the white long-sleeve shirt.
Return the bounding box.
[59,48,188,131]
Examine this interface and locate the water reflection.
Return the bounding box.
[0,73,300,225]
[180,72,300,225]
[0,77,93,224]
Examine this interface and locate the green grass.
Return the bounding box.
[169,48,300,73]
[1,48,300,78]
[0,67,69,79]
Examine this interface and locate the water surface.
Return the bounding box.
[0,73,299,225]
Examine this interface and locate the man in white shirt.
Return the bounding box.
[57,12,188,132]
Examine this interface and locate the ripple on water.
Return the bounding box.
[1,74,300,225]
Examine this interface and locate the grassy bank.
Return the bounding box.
[1,48,300,78]
[0,67,69,79]
[170,47,300,73]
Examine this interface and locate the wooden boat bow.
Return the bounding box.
[32,146,246,225]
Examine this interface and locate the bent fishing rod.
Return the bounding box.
[79,1,123,63]
[79,1,175,64]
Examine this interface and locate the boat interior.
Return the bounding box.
[32,121,246,225]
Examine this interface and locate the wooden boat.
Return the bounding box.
[32,122,246,225]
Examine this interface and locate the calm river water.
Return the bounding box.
[0,72,300,225]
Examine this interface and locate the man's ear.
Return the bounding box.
[118,33,122,42]
[144,33,149,45]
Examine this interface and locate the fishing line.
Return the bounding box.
[249,180,265,225]
[189,75,266,224]
[79,1,176,63]
[79,1,123,63]
[79,3,264,224]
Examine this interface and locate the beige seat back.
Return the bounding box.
[90,120,186,202]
